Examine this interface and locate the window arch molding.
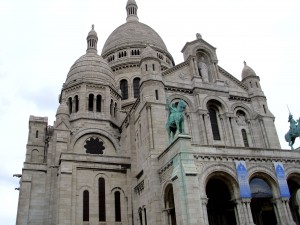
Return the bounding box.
[198,164,238,197]
[193,46,216,62]
[247,169,280,198]
[203,97,228,113]
[70,130,120,152]
[167,94,194,113]
[232,103,253,119]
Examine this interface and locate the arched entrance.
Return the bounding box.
[164,184,176,225]
[206,178,237,225]
[250,177,277,225]
[288,177,300,224]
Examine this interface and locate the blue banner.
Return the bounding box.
[235,161,252,198]
[274,162,290,198]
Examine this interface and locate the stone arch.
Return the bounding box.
[79,185,94,194]
[285,167,300,181]
[200,163,239,198]
[231,103,255,119]
[202,96,229,113]
[248,166,280,198]
[168,94,194,112]
[70,128,120,152]
[191,45,217,62]
[111,187,127,197]
[286,171,300,224]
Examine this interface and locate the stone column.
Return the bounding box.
[235,198,255,225]
[273,198,296,225]
[228,116,236,146]
[219,113,231,146]
[201,197,209,225]
[259,118,270,148]
[146,105,154,149]
[203,113,213,144]
[247,119,256,147]
[198,112,208,145]
[231,116,243,147]
[192,57,199,77]
[93,97,96,112]
[212,60,219,80]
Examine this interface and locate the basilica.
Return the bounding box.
[15,0,300,225]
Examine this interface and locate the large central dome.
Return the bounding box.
[101,21,168,56]
[101,0,173,66]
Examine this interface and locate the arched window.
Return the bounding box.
[164,184,176,225]
[133,77,140,98]
[99,178,106,222]
[152,64,155,71]
[120,79,128,100]
[114,102,117,117]
[110,100,113,116]
[35,130,38,138]
[155,90,158,100]
[209,107,221,140]
[145,64,148,71]
[83,190,89,222]
[96,95,101,112]
[263,104,267,114]
[242,129,249,147]
[88,94,94,111]
[75,95,79,112]
[114,191,121,222]
[68,97,72,114]
[144,208,147,225]
[139,208,143,225]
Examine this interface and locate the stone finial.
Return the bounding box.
[126,0,139,22]
[86,25,98,53]
[196,33,202,40]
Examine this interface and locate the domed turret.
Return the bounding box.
[65,26,116,88]
[241,61,265,98]
[56,101,69,117]
[241,61,257,80]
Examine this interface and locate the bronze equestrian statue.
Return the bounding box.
[166,99,187,143]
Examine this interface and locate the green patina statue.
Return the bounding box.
[285,113,300,150]
[166,99,187,143]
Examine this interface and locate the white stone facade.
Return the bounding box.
[16,1,300,225]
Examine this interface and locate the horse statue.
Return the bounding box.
[285,113,300,150]
[166,99,187,143]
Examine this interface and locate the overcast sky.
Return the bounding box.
[0,0,300,224]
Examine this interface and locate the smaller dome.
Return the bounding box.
[126,0,137,7]
[56,101,69,117]
[88,25,98,37]
[242,61,257,80]
[65,53,116,87]
[141,45,157,59]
